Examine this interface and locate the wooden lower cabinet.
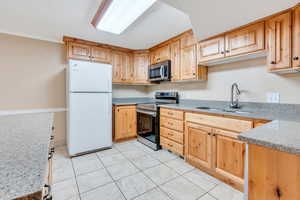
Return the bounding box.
[114,105,137,141]
[214,134,245,186]
[185,122,213,169]
[248,144,300,200]
[160,108,184,156]
[185,112,247,191]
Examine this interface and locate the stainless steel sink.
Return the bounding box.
[195,107,251,114]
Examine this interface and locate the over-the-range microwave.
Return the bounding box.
[149,60,171,82]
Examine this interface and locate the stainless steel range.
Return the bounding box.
[136,92,179,150]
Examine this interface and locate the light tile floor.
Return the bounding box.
[53,140,244,200]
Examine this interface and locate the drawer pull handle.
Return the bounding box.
[168,143,173,147]
[168,133,174,136]
[167,112,174,115]
[168,122,173,126]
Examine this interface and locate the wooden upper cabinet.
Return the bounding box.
[293,6,300,68]
[67,43,91,61]
[91,46,111,63]
[181,31,197,49]
[198,36,225,63]
[170,40,181,81]
[185,122,213,169]
[225,22,265,57]
[111,51,124,83]
[214,133,245,182]
[150,45,170,64]
[133,53,150,84]
[267,11,292,71]
[114,105,137,141]
[180,45,197,80]
[124,53,134,82]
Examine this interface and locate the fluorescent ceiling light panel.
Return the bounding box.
[96,0,156,34]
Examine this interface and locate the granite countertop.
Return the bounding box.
[0,113,53,200]
[238,120,300,155]
[113,98,156,105]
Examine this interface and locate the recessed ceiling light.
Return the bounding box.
[92,0,156,35]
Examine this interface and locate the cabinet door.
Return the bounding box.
[111,51,124,83]
[185,123,213,169]
[249,144,300,200]
[133,53,150,83]
[181,45,197,80]
[91,47,111,64]
[115,106,137,140]
[198,36,225,63]
[225,22,265,57]
[293,6,300,68]
[214,134,245,181]
[267,12,292,71]
[123,53,134,82]
[170,40,181,81]
[68,43,91,61]
[158,45,170,63]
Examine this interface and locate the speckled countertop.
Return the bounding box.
[0,113,53,200]
[113,98,300,154]
[113,97,155,105]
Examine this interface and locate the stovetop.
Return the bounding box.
[137,92,179,111]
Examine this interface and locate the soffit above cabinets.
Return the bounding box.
[162,0,300,41]
[0,0,192,49]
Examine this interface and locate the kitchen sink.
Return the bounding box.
[195,107,251,114]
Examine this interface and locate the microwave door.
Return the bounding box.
[160,66,164,79]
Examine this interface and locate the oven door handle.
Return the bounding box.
[137,109,157,117]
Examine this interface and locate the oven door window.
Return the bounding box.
[137,112,158,143]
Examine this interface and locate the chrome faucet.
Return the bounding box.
[230,83,241,109]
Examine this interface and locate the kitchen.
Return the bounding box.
[0,0,300,200]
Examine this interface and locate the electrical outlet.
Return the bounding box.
[267,92,280,103]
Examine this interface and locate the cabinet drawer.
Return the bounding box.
[160,127,184,144]
[161,108,184,120]
[160,136,183,155]
[185,113,253,133]
[160,117,184,132]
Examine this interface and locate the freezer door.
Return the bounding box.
[68,92,112,156]
[69,60,112,92]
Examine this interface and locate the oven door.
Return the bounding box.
[136,109,160,150]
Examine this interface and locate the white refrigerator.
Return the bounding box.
[67,59,112,156]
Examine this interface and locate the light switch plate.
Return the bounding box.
[267,92,280,103]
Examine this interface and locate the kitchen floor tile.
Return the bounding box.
[116,172,156,200]
[115,142,141,152]
[52,178,79,200]
[160,177,206,200]
[150,149,178,162]
[143,164,179,185]
[131,155,161,170]
[209,183,244,200]
[188,169,221,185]
[96,147,119,157]
[133,188,171,200]
[72,153,104,175]
[123,149,148,160]
[183,170,218,191]
[106,161,139,180]
[76,169,113,194]
[99,153,128,167]
[164,158,194,175]
[80,182,125,200]
[198,194,217,200]
[52,159,75,183]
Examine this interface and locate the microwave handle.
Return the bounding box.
[160,66,163,78]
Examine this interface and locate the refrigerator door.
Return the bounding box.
[69,60,112,93]
[68,92,112,156]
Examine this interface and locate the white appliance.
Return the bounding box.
[67,59,112,156]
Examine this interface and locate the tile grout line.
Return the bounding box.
[70,153,82,200]
[95,151,129,200]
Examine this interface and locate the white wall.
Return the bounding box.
[112,85,148,98]
[147,57,300,104]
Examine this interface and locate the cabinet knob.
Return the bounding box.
[226,50,230,53]
[271,61,276,64]
[221,51,225,54]
[193,73,196,75]
[293,57,299,61]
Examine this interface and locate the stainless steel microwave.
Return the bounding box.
[149,60,171,82]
